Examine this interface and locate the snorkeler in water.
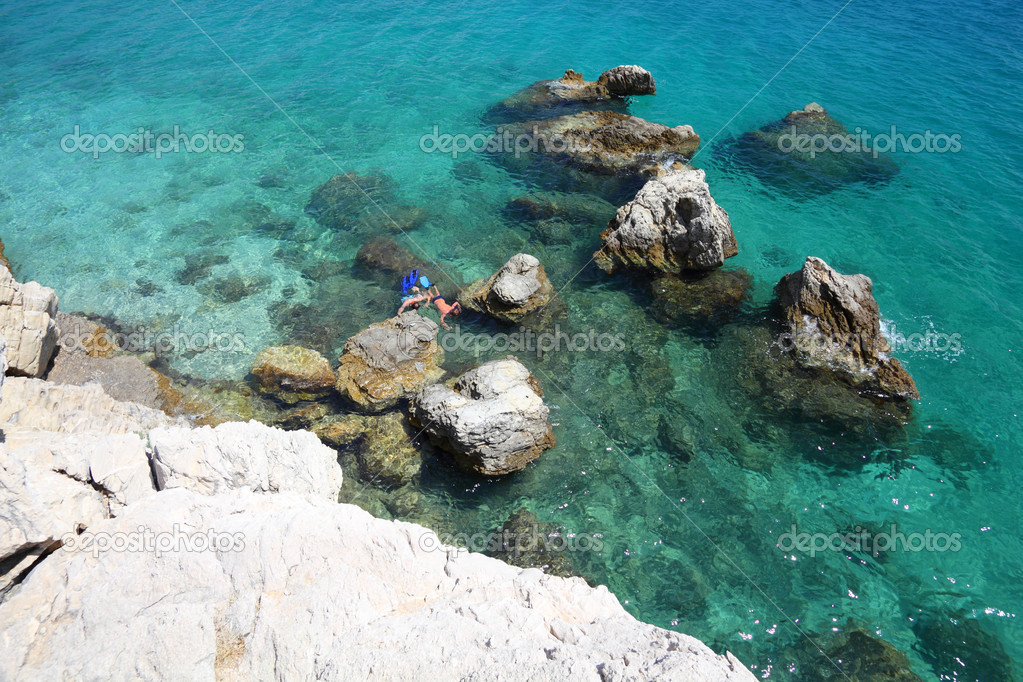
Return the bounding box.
[431,295,462,330]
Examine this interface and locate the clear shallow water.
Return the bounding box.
[2,0,1021,677]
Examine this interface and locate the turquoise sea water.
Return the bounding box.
[2,0,1021,677]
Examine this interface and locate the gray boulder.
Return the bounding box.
[335,313,445,412]
[410,357,554,475]
[462,253,554,323]
[596,168,737,273]
[495,111,700,178]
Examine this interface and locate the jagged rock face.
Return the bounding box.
[462,253,554,323]
[0,432,156,599]
[409,357,554,475]
[494,65,656,120]
[496,111,700,177]
[775,257,919,401]
[0,375,175,599]
[596,169,737,273]
[0,265,59,378]
[149,420,343,501]
[0,376,182,434]
[250,345,336,403]
[0,488,756,681]
[334,313,444,412]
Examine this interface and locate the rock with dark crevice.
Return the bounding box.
[596,169,737,273]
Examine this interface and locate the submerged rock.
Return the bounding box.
[495,110,699,178]
[504,191,618,228]
[722,102,899,194]
[250,345,336,403]
[355,411,423,488]
[912,610,1016,682]
[486,507,577,578]
[409,357,555,475]
[0,265,59,378]
[596,169,737,273]
[198,274,270,305]
[791,626,923,681]
[174,252,228,285]
[493,65,655,120]
[774,257,919,401]
[305,172,426,235]
[334,313,444,412]
[461,253,554,323]
[649,267,752,325]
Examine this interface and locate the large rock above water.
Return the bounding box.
[595,168,738,273]
[0,265,59,378]
[0,488,756,681]
[334,313,444,412]
[775,257,919,401]
[410,357,554,475]
[250,345,336,403]
[462,253,554,323]
[494,65,656,120]
[497,111,700,178]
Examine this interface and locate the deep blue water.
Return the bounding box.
[2,0,1021,677]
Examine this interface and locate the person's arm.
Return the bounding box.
[439,308,451,330]
[397,298,412,315]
